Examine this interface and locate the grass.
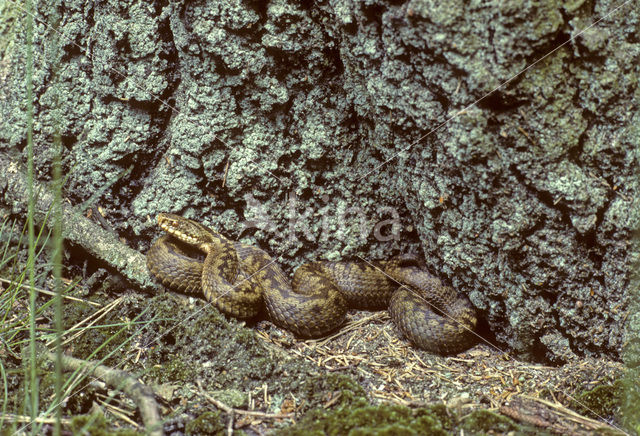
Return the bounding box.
[0,214,55,434]
[24,0,38,430]
[0,211,156,434]
[1,5,151,433]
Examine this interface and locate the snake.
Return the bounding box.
[146,213,477,355]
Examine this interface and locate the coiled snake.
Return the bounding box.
[146,213,477,354]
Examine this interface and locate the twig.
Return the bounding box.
[44,351,163,436]
[97,398,140,428]
[196,380,293,419]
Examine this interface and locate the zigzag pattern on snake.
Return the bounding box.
[146,213,477,355]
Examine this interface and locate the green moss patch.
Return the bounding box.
[275,403,449,436]
[185,411,225,435]
[459,410,524,435]
[571,381,623,422]
[69,412,143,436]
[60,295,131,365]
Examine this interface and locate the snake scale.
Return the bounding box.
[146,213,477,354]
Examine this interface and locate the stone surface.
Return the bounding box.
[1,0,638,362]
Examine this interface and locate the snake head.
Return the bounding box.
[157,213,216,246]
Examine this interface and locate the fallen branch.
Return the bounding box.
[196,380,293,419]
[0,153,155,292]
[44,351,163,436]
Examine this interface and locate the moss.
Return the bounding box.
[185,411,225,435]
[234,328,261,346]
[142,294,280,388]
[147,355,199,384]
[300,373,367,408]
[67,320,129,363]
[424,403,456,432]
[458,409,523,435]
[206,389,247,408]
[0,427,18,436]
[571,381,623,423]
[60,296,130,364]
[276,403,447,436]
[69,412,143,435]
[620,367,640,435]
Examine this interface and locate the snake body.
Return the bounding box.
[146,213,477,354]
